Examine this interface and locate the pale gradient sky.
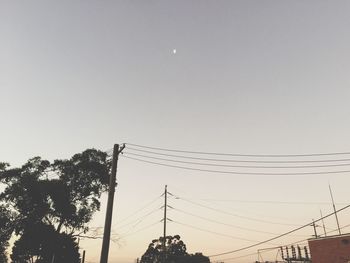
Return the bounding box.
[1,1,350,263]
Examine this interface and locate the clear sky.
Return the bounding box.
[1,1,350,262]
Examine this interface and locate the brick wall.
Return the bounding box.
[308,234,350,263]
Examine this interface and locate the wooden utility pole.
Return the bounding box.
[81,250,86,263]
[162,185,168,263]
[100,144,125,263]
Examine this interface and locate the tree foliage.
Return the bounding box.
[140,235,210,263]
[10,223,80,263]
[0,149,111,263]
[0,204,14,263]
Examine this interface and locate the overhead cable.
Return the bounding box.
[189,198,347,206]
[114,220,161,239]
[122,156,350,176]
[113,194,163,225]
[125,143,350,157]
[126,147,350,164]
[172,207,307,236]
[172,220,263,243]
[114,207,161,230]
[208,203,350,257]
[211,222,350,263]
[171,194,301,226]
[123,151,350,169]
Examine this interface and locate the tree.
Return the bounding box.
[10,223,80,263]
[0,149,111,263]
[0,163,13,263]
[179,253,210,263]
[0,204,14,263]
[140,235,210,263]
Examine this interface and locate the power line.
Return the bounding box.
[230,223,350,263]
[210,222,350,263]
[168,187,339,223]
[172,220,264,243]
[125,143,350,158]
[123,152,350,169]
[167,185,348,208]
[126,147,350,164]
[121,155,350,176]
[114,220,162,239]
[208,203,350,257]
[171,207,308,237]
[113,194,163,225]
[228,229,344,263]
[189,198,348,206]
[79,220,161,243]
[171,194,302,226]
[117,213,159,237]
[114,207,162,230]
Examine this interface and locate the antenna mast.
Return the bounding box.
[329,184,341,235]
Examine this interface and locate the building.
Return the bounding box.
[308,233,350,263]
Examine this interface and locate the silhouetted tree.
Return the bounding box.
[0,204,14,263]
[11,223,80,263]
[140,235,210,263]
[0,149,111,263]
[179,253,210,263]
[0,163,13,263]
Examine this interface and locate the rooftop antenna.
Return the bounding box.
[329,184,341,235]
[320,210,327,236]
[312,219,318,238]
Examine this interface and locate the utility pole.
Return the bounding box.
[329,184,341,235]
[100,144,125,263]
[162,185,168,263]
[81,250,86,263]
